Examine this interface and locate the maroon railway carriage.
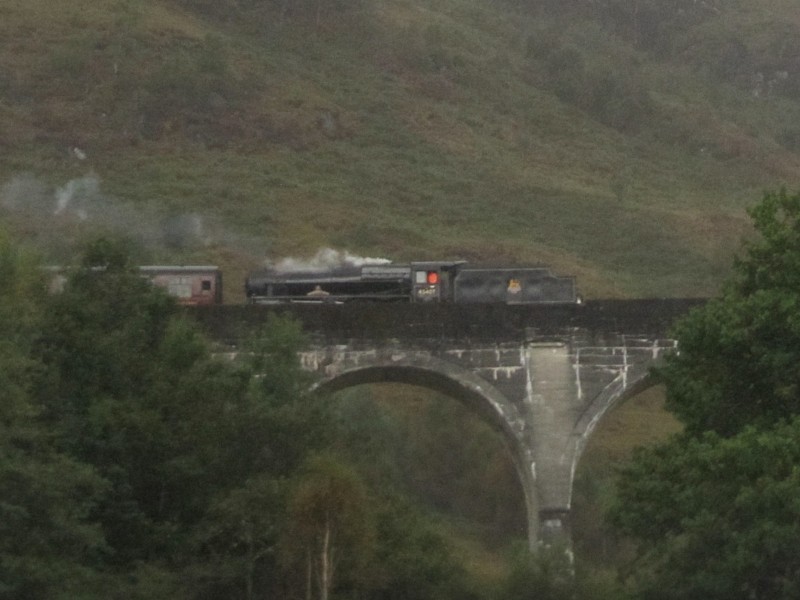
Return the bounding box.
[139,265,222,306]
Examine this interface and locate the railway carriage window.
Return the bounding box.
[415,271,427,284]
[168,279,192,298]
[201,280,212,291]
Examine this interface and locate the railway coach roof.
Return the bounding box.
[139,265,220,272]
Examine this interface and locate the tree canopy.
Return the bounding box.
[0,234,110,599]
[1,236,510,600]
[610,189,800,600]
[0,237,332,597]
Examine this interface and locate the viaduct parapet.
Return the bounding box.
[191,299,704,547]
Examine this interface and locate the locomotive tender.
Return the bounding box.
[245,261,579,305]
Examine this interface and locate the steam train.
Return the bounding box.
[46,261,579,306]
[244,261,580,305]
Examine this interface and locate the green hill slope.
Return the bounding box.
[2,0,800,298]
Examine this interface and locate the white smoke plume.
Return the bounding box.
[0,173,219,257]
[54,175,100,219]
[2,175,386,271]
[267,248,391,272]
[2,173,102,221]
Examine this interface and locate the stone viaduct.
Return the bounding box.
[191,298,704,548]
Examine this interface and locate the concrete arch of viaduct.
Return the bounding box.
[304,340,672,549]
[311,355,543,548]
[570,369,662,472]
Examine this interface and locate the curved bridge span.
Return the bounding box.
[191,299,704,547]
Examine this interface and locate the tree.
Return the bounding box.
[185,316,340,600]
[237,314,334,479]
[281,454,374,600]
[192,475,286,600]
[658,189,800,436]
[609,189,800,599]
[30,238,331,597]
[33,240,195,569]
[363,495,480,600]
[498,543,576,600]
[612,421,800,600]
[0,235,353,597]
[0,234,109,598]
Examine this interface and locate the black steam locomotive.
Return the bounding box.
[245,261,579,305]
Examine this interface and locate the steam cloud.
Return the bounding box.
[54,175,100,219]
[2,174,392,272]
[1,173,217,258]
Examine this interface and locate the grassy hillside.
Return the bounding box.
[3,0,800,299]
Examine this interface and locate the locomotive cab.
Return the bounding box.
[410,261,463,303]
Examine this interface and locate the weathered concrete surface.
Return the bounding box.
[189,299,703,547]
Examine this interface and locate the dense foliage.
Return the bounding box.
[1,236,551,599]
[610,189,800,599]
[0,235,109,599]
[652,190,800,436]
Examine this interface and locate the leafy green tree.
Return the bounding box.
[612,421,800,600]
[659,189,800,436]
[281,453,374,600]
[36,239,178,425]
[497,544,576,600]
[361,496,478,600]
[609,190,800,599]
[34,240,194,570]
[235,314,335,481]
[191,475,286,600]
[186,316,337,600]
[28,238,332,598]
[0,234,109,598]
